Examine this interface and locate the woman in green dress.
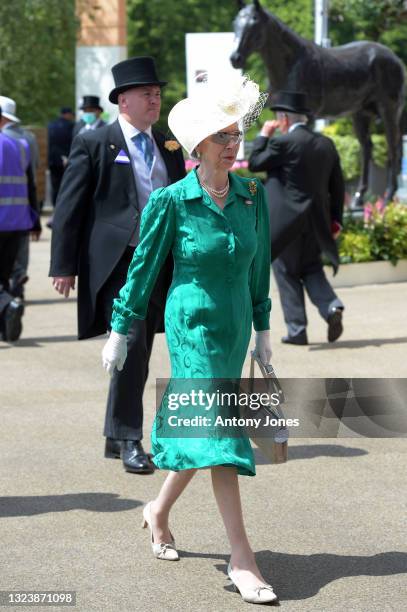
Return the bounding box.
[102,73,277,604]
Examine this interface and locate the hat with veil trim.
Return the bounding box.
[168,72,268,156]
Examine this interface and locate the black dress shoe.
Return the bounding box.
[121,440,155,474]
[281,333,308,345]
[104,437,122,459]
[2,298,24,342]
[327,308,343,342]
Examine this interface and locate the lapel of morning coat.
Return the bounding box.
[152,128,179,184]
[106,119,139,209]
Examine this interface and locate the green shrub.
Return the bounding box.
[339,231,372,263]
[322,121,389,180]
[371,134,388,169]
[339,202,407,265]
[327,134,361,181]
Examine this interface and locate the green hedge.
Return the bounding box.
[323,120,388,182]
[339,202,407,265]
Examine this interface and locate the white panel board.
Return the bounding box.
[75,45,127,123]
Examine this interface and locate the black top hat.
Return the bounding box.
[270,91,310,114]
[109,56,167,104]
[80,96,103,111]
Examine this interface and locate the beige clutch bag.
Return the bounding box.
[247,351,288,464]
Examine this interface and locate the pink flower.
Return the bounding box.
[363,203,373,224]
[185,159,198,171]
[375,198,385,215]
[185,159,250,171]
[232,160,249,169]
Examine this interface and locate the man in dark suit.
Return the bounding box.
[249,91,345,345]
[72,96,106,139]
[47,107,75,207]
[49,57,185,473]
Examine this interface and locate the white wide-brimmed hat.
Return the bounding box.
[168,72,267,156]
[0,96,20,123]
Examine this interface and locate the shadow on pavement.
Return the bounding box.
[309,336,407,350]
[0,493,141,517]
[253,444,368,464]
[256,550,407,601]
[186,551,407,601]
[1,335,79,347]
[25,298,77,306]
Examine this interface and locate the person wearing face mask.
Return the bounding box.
[73,95,106,138]
[101,73,277,605]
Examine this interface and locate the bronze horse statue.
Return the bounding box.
[230,0,406,206]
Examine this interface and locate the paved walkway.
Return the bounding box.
[1,228,406,611]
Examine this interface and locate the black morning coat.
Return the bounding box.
[49,120,186,339]
[248,125,345,272]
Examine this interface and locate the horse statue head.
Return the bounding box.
[230,0,267,69]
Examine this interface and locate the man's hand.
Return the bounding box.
[260,120,280,138]
[30,230,41,242]
[331,220,342,240]
[52,276,76,298]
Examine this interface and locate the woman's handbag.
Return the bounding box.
[246,352,288,463]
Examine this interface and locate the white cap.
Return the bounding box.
[0,96,20,123]
[168,72,266,156]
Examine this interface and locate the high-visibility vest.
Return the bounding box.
[0,132,33,231]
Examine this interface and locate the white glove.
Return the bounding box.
[102,330,127,376]
[254,330,272,364]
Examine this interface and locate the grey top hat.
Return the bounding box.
[109,56,167,104]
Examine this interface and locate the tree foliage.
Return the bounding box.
[0,0,405,128]
[127,0,313,130]
[0,0,77,125]
[329,0,407,66]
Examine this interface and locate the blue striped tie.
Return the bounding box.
[132,132,154,171]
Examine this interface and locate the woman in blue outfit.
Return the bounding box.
[102,73,277,604]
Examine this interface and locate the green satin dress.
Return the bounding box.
[111,169,271,476]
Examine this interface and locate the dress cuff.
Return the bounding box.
[253,311,270,332]
[253,298,271,331]
[111,316,132,336]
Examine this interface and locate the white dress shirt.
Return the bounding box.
[288,122,307,133]
[118,114,169,245]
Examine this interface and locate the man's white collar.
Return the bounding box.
[118,114,153,138]
[288,122,307,134]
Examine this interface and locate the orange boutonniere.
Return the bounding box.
[248,180,257,196]
[164,140,181,152]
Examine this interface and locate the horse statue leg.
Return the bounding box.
[377,100,403,204]
[351,110,373,210]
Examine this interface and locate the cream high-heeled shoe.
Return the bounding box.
[141,501,179,561]
[227,561,278,604]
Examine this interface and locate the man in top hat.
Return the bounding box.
[49,56,185,473]
[73,95,106,138]
[249,90,345,345]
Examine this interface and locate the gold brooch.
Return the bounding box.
[248,180,257,195]
[164,140,181,152]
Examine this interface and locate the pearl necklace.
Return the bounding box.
[198,172,229,199]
